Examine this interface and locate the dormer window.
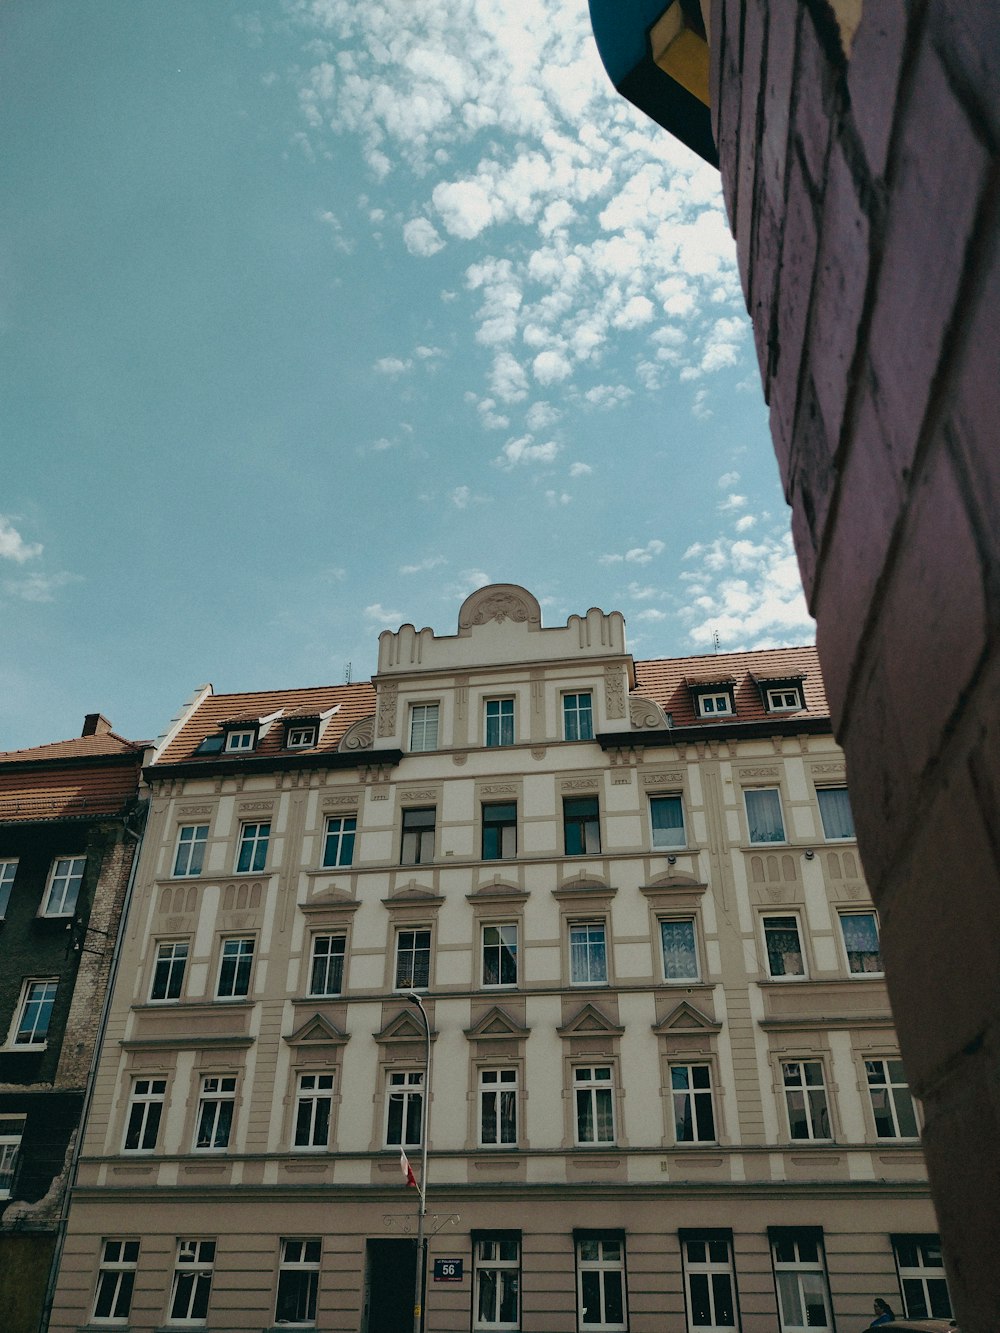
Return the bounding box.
[224,729,257,752]
[697,691,733,718]
[766,687,802,712]
[686,676,736,720]
[754,673,806,714]
[286,725,317,749]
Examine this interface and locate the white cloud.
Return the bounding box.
[364,602,403,625]
[718,471,740,489]
[403,216,445,256]
[625,539,665,565]
[4,570,81,603]
[525,400,560,431]
[718,493,747,512]
[545,490,572,506]
[400,556,447,574]
[735,514,757,532]
[488,351,529,403]
[569,462,592,477]
[433,178,495,238]
[374,356,412,375]
[0,517,42,565]
[584,384,632,409]
[635,607,667,621]
[627,582,658,600]
[495,435,561,469]
[532,349,572,385]
[678,529,814,649]
[612,294,654,330]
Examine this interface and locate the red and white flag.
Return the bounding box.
[400,1149,417,1188]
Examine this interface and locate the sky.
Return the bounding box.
[0,0,814,753]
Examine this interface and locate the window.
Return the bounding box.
[816,786,855,840]
[563,692,594,741]
[570,922,608,985]
[400,807,435,865]
[123,1077,167,1152]
[275,1238,321,1326]
[479,1068,517,1146]
[770,1231,832,1332]
[482,802,517,860]
[762,915,806,979]
[782,1061,831,1140]
[697,692,732,717]
[671,1064,716,1142]
[650,794,685,849]
[173,825,208,877]
[660,919,699,981]
[409,703,439,752]
[681,1233,738,1332]
[235,821,269,873]
[385,1070,423,1147]
[574,1066,615,1144]
[839,912,882,974]
[767,687,802,711]
[217,937,254,999]
[865,1058,918,1138]
[286,726,316,749]
[485,698,515,747]
[309,935,345,997]
[394,928,431,990]
[322,815,356,868]
[224,728,256,752]
[0,1118,23,1199]
[92,1239,140,1323]
[576,1235,626,1330]
[151,941,189,1002]
[294,1073,334,1149]
[482,923,517,987]
[745,788,785,843]
[893,1236,952,1319]
[194,1075,236,1150]
[168,1239,215,1324]
[564,796,601,855]
[474,1236,520,1330]
[0,860,17,917]
[43,855,86,916]
[11,979,57,1046]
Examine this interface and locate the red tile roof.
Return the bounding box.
[0,733,146,823]
[0,732,145,764]
[634,645,826,728]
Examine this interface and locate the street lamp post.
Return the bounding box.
[406,992,431,1333]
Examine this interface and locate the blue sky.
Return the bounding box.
[0,0,813,752]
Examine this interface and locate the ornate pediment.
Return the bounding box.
[381,882,444,910]
[374,1009,436,1046]
[338,715,374,752]
[629,694,669,730]
[300,887,360,917]
[458,584,541,631]
[553,876,616,902]
[557,1003,625,1039]
[464,1005,530,1041]
[652,1001,721,1036]
[284,1013,349,1047]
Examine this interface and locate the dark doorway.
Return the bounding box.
[364,1238,417,1333]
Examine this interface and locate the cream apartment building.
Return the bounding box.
[49,586,948,1333]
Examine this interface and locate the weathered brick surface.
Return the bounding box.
[791,5,836,191]
[845,1,910,181]
[926,7,1000,147]
[735,0,765,304]
[759,2,797,212]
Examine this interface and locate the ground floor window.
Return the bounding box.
[893,1235,952,1319]
[770,1229,832,1332]
[681,1232,738,1331]
[92,1239,140,1323]
[576,1233,627,1330]
[168,1239,215,1323]
[473,1234,520,1330]
[275,1238,321,1325]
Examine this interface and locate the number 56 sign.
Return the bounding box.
[433,1259,464,1283]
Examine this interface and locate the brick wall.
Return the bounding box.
[710,2,1000,1328]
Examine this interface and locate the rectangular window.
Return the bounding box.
[294,1073,334,1149]
[681,1233,738,1332]
[322,815,356,868]
[173,825,208,877]
[574,1066,615,1145]
[409,703,439,752]
[224,728,255,752]
[275,1238,321,1326]
[697,692,732,717]
[770,1231,832,1332]
[400,807,435,865]
[235,821,269,874]
[767,687,801,711]
[479,1068,518,1146]
[485,698,515,747]
[839,912,882,974]
[286,726,316,749]
[564,796,601,855]
[216,937,254,999]
[745,788,785,843]
[482,802,517,860]
[762,915,806,979]
[482,923,518,987]
[123,1077,167,1152]
[782,1061,831,1141]
[194,1075,237,1150]
[865,1058,918,1138]
[660,919,699,981]
[309,935,346,997]
[576,1235,626,1330]
[11,979,57,1046]
[570,922,608,985]
[563,693,594,741]
[816,786,855,840]
[43,855,86,916]
[0,860,17,917]
[394,928,431,990]
[671,1064,716,1143]
[168,1239,215,1324]
[0,1119,24,1200]
[474,1236,520,1330]
[650,794,685,849]
[385,1070,423,1147]
[151,941,189,1002]
[93,1239,140,1323]
[893,1236,953,1319]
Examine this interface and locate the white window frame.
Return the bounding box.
[766,687,801,712]
[384,1069,424,1148]
[286,725,317,749]
[481,923,518,988]
[0,859,17,917]
[576,1235,627,1331]
[670,1063,717,1144]
[42,855,86,916]
[574,1065,616,1146]
[744,787,786,844]
[168,1239,216,1325]
[322,814,356,868]
[409,702,439,752]
[8,978,58,1047]
[394,927,431,991]
[563,692,594,741]
[680,1233,739,1333]
[293,1072,334,1150]
[235,821,270,874]
[482,801,517,861]
[659,917,700,982]
[92,1239,141,1324]
[761,914,807,980]
[193,1075,237,1151]
[563,796,601,855]
[150,940,189,1003]
[0,1118,24,1200]
[275,1238,321,1326]
[816,785,856,840]
[400,807,435,865]
[123,1077,167,1153]
[473,1236,520,1330]
[173,825,208,878]
[781,1060,832,1141]
[865,1057,919,1139]
[770,1232,833,1333]
[892,1235,953,1320]
[479,1067,518,1147]
[216,937,255,1000]
[308,934,346,997]
[569,921,608,986]
[224,728,256,752]
[838,910,883,976]
[484,697,515,747]
[697,691,732,717]
[649,793,686,849]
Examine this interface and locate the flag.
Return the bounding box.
[400,1149,417,1188]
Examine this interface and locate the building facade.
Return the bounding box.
[49,588,946,1332]
[0,715,147,1333]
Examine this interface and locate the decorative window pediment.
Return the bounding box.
[374,1009,437,1046]
[285,1013,349,1047]
[553,876,616,903]
[464,1005,531,1041]
[300,889,360,918]
[652,1001,721,1036]
[557,1002,625,1040]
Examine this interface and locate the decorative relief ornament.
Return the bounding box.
[238,800,274,813]
[376,683,398,738]
[643,772,684,785]
[339,717,374,752]
[739,766,779,778]
[458,584,541,629]
[604,666,626,719]
[629,696,668,729]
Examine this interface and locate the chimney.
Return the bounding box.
[82,713,113,737]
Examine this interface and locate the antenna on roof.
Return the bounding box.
[344,662,352,685]
[713,630,720,654]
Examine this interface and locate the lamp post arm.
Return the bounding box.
[406,992,431,1333]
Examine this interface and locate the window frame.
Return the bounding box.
[0,1118,24,1200]
[193,1074,237,1152]
[172,825,208,878]
[563,692,594,742]
[484,697,516,748]
[223,728,256,752]
[838,910,883,976]
[384,1069,424,1148]
[563,795,601,856]
[781,1060,832,1142]
[167,1238,216,1325]
[286,725,317,749]
[761,913,808,980]
[481,922,518,989]
[575,1233,627,1331]
[42,855,86,916]
[766,687,802,712]
[769,1229,833,1333]
[400,807,436,866]
[9,978,58,1048]
[308,933,346,997]
[216,936,255,1000]
[659,917,701,983]
[679,1230,740,1333]
[478,1067,518,1147]
[92,1239,141,1325]
[569,920,609,987]
[864,1057,919,1140]
[670,1062,717,1144]
[235,820,270,874]
[744,787,786,844]
[695,690,733,718]
[649,793,686,850]
[891,1234,953,1320]
[123,1076,167,1153]
[409,702,440,752]
[0,859,18,917]
[573,1064,616,1146]
[150,939,189,1003]
[473,1233,521,1331]
[322,814,356,868]
[293,1071,335,1151]
[816,785,855,841]
[275,1238,321,1327]
[481,801,517,861]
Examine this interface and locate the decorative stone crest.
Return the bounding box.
[338,717,374,752]
[629,696,668,729]
[458,584,541,630]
